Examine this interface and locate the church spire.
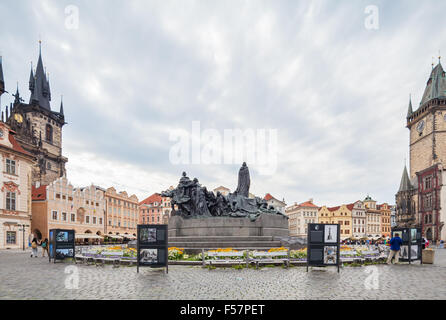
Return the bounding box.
[420,56,446,107]
[0,56,5,96]
[29,41,51,110]
[59,95,64,116]
[407,95,413,118]
[398,165,412,192]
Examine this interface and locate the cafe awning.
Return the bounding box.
[75,234,103,239]
[105,235,124,239]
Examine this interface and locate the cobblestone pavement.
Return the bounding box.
[1,249,446,300]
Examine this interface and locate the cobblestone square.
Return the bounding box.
[1,249,445,300]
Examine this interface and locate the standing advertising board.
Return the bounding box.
[137,224,168,273]
[391,227,422,264]
[307,223,340,272]
[49,229,75,263]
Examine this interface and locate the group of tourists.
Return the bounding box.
[30,237,49,258]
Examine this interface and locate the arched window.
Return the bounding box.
[45,124,53,143]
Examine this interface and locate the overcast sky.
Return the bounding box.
[1,0,445,206]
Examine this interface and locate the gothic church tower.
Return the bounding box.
[4,43,67,185]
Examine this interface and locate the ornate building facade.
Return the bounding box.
[0,121,35,249]
[396,59,446,241]
[4,44,67,186]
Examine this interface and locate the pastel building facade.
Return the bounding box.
[285,199,319,237]
[105,187,139,237]
[350,201,367,239]
[139,193,171,225]
[31,178,106,240]
[0,122,34,249]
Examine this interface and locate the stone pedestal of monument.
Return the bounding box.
[168,214,289,252]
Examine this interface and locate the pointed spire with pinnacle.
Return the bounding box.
[28,62,34,91]
[0,56,5,96]
[407,95,413,118]
[13,82,21,104]
[420,56,446,107]
[398,165,412,192]
[29,40,51,110]
[59,95,64,116]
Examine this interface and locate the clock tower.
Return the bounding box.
[397,58,446,241]
[407,61,446,177]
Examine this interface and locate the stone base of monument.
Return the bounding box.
[168,214,289,252]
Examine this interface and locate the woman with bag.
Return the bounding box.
[41,238,49,257]
[31,238,39,258]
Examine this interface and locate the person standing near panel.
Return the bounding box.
[387,233,403,264]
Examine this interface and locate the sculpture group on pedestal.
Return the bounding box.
[162,163,287,221]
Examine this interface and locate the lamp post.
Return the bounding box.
[18,224,29,251]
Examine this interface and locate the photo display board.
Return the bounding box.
[137,224,168,273]
[49,229,75,263]
[307,223,340,272]
[391,227,422,263]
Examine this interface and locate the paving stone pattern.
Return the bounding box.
[1,249,445,300]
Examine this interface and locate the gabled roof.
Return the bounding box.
[328,206,340,212]
[139,193,162,206]
[420,62,446,107]
[32,184,47,201]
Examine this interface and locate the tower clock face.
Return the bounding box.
[14,114,23,123]
[416,120,425,133]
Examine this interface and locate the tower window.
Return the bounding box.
[45,124,53,143]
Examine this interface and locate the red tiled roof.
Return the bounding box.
[264,193,273,201]
[32,185,47,201]
[328,206,340,212]
[8,132,33,157]
[139,193,162,206]
[346,203,355,210]
[299,201,318,208]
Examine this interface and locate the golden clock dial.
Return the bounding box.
[14,114,23,123]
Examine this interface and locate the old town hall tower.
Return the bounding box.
[2,43,67,185]
[396,57,446,242]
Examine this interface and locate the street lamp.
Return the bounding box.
[17,224,29,251]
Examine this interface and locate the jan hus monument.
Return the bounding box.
[164,163,289,250]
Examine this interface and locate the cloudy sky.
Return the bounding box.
[0,0,445,206]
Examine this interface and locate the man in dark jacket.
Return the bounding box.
[387,233,403,264]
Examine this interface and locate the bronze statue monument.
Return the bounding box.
[162,163,286,221]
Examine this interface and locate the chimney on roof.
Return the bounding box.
[309,198,313,203]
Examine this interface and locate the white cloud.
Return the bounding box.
[1,0,446,207]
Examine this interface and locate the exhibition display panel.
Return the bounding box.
[49,229,75,263]
[307,223,340,272]
[391,227,422,264]
[137,224,168,273]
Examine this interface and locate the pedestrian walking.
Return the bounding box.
[387,232,403,264]
[31,238,39,258]
[41,238,49,257]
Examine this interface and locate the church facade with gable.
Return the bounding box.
[396,58,446,242]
